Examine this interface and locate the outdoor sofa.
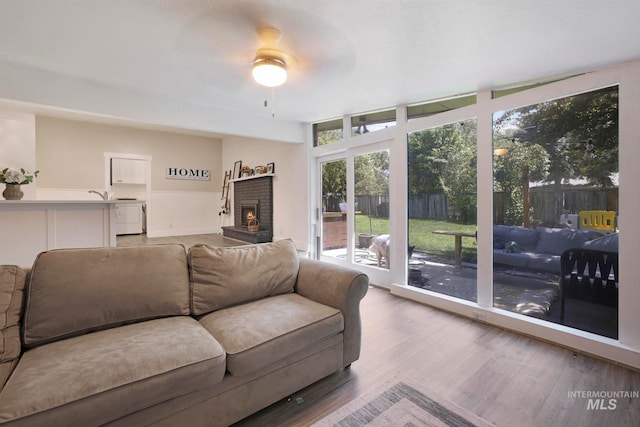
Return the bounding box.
[493,225,617,274]
[0,239,369,426]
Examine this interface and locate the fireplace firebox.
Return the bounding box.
[240,200,259,226]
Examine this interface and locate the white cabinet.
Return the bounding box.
[112,158,146,184]
[115,202,143,235]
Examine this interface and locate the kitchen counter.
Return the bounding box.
[0,199,143,204]
[0,200,143,267]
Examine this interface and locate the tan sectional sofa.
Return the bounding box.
[0,239,369,426]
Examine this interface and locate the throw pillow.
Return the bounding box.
[504,241,519,253]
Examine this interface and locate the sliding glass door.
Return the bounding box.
[353,149,391,269]
[317,143,394,280]
[319,157,347,261]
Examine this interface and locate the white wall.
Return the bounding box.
[222,136,309,250]
[2,114,305,240]
[149,190,222,237]
[34,117,223,236]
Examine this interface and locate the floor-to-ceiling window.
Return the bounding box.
[407,119,478,302]
[310,61,640,368]
[492,85,619,339]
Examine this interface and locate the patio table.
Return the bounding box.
[431,230,476,267]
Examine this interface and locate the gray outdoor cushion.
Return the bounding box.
[493,225,539,251]
[493,251,531,269]
[582,233,619,252]
[535,227,596,256]
[528,254,561,273]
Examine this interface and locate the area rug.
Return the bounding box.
[311,377,495,427]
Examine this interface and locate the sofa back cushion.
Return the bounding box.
[582,232,618,252]
[0,266,26,363]
[493,225,539,251]
[189,239,299,315]
[23,245,190,348]
[535,227,597,255]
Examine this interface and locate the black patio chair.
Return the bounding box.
[559,248,618,338]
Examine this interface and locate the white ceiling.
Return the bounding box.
[1,0,639,142]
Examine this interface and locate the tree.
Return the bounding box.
[321,159,346,212]
[354,151,389,195]
[494,85,618,223]
[407,119,478,223]
[495,86,618,187]
[318,129,346,212]
[493,134,549,225]
[408,126,451,195]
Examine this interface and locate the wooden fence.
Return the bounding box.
[529,186,618,223]
[327,186,617,224]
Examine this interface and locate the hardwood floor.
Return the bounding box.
[235,286,640,427]
[118,234,639,426]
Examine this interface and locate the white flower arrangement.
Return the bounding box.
[0,167,39,185]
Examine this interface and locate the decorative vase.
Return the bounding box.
[2,184,24,200]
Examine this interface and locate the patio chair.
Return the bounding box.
[559,248,618,338]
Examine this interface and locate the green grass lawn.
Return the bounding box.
[355,215,477,263]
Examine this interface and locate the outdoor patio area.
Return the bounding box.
[408,251,561,317]
[324,247,561,320]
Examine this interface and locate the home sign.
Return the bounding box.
[166,167,211,181]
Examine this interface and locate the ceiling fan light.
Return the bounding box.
[252,58,287,87]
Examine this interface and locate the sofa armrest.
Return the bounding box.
[295,258,369,366]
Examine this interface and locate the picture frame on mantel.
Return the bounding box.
[266,162,275,174]
[233,160,242,179]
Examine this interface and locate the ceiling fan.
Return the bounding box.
[251,26,293,88]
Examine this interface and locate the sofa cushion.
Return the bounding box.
[528,254,561,273]
[23,244,190,348]
[493,225,539,251]
[535,227,596,256]
[493,251,533,269]
[582,233,619,252]
[189,239,299,315]
[199,293,343,377]
[0,265,25,363]
[0,317,225,426]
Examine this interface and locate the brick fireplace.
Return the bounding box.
[222,175,273,243]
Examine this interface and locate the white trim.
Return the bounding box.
[618,60,640,349]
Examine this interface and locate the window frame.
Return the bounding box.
[309,61,640,369]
